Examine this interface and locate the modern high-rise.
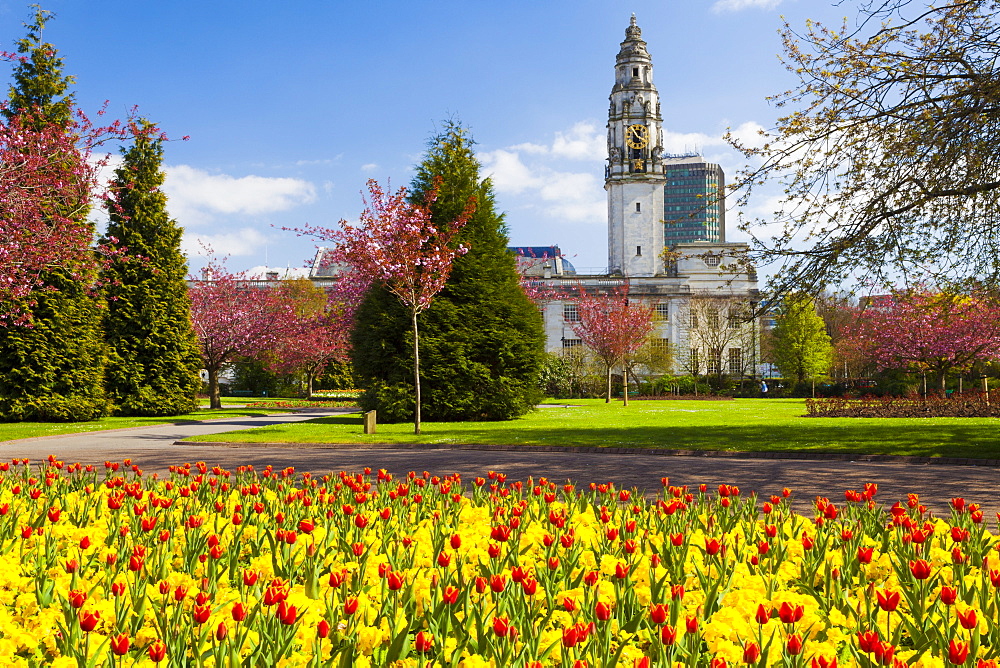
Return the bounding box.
[663,154,726,244]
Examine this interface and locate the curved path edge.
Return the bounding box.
[177,440,1000,467]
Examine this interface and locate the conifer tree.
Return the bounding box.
[352,121,546,421]
[0,9,108,421]
[100,120,202,416]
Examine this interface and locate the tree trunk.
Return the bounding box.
[693,373,698,396]
[623,362,629,406]
[307,371,314,399]
[412,307,421,435]
[606,365,612,403]
[208,365,221,409]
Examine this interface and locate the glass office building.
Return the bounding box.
[662,154,725,244]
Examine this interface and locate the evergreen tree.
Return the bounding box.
[0,9,108,422]
[100,120,202,416]
[771,293,833,384]
[352,121,546,421]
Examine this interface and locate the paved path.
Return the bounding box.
[2,410,997,517]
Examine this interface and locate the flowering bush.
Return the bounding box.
[244,400,359,409]
[805,393,1000,418]
[0,456,998,667]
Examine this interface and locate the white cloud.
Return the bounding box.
[711,0,784,13]
[479,149,542,194]
[182,227,270,258]
[163,165,316,226]
[360,163,379,173]
[510,121,605,161]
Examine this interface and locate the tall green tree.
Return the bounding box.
[0,8,108,422]
[100,120,202,416]
[770,293,833,384]
[352,121,546,421]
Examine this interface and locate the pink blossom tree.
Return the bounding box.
[295,179,473,434]
[843,290,1000,391]
[189,261,297,408]
[267,273,369,397]
[570,283,655,405]
[0,107,130,324]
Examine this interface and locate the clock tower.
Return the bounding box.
[606,14,666,277]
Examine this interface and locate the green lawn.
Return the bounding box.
[0,407,294,443]
[182,398,1000,459]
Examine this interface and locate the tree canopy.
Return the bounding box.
[730,0,1000,299]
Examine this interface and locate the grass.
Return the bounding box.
[182,398,1000,459]
[0,407,295,443]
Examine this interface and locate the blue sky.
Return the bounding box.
[0,0,850,276]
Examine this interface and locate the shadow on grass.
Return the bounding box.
[265,415,1000,460]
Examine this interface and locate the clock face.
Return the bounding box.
[626,124,649,149]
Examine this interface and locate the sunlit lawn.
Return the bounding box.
[183,398,1000,459]
[0,406,294,442]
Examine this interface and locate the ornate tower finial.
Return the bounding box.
[626,14,641,39]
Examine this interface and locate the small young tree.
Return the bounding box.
[843,290,1000,391]
[189,262,296,409]
[569,284,655,405]
[100,119,202,416]
[325,179,471,434]
[771,293,833,384]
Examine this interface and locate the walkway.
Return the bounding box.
[2,410,996,516]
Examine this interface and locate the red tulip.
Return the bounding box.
[857,547,874,564]
[685,616,698,634]
[811,656,838,668]
[493,616,511,637]
[614,562,630,579]
[276,600,297,625]
[595,601,612,621]
[563,626,580,648]
[908,559,932,580]
[317,619,330,638]
[957,608,977,630]
[490,574,506,593]
[243,569,261,587]
[705,538,722,555]
[68,589,87,608]
[216,622,228,641]
[79,610,100,633]
[742,641,761,662]
[414,631,433,653]
[650,603,668,624]
[192,604,211,625]
[755,604,771,624]
[110,633,129,656]
[660,625,677,645]
[298,518,314,534]
[148,640,167,663]
[940,586,958,605]
[442,585,460,605]
[948,639,970,665]
[344,597,359,616]
[778,602,804,624]
[231,602,247,622]
[786,633,804,655]
[876,590,900,612]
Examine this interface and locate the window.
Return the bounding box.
[562,338,583,349]
[707,308,720,329]
[690,311,698,328]
[651,338,670,352]
[707,348,723,375]
[728,348,743,375]
[705,255,721,267]
[728,313,742,329]
[635,202,641,212]
[632,67,639,77]
[563,303,580,322]
[654,303,670,320]
[636,245,642,256]
[689,348,700,371]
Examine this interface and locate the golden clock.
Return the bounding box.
[626,124,649,149]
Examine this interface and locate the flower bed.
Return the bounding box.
[1,457,998,666]
[805,394,1000,418]
[244,399,359,408]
